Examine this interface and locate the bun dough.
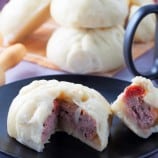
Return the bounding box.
[51,0,128,28]
[129,5,155,42]
[7,80,112,152]
[111,76,158,138]
[0,0,51,45]
[46,26,125,73]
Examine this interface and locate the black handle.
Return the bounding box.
[124,4,158,79]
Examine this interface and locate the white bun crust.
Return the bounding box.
[128,5,155,42]
[0,0,51,45]
[51,0,128,28]
[46,26,125,73]
[111,76,158,138]
[7,80,112,152]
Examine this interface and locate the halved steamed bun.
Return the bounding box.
[0,0,51,45]
[7,80,112,152]
[46,26,125,73]
[51,0,128,28]
[111,76,158,138]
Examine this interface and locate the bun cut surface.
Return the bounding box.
[7,79,112,152]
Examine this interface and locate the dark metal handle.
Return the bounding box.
[124,4,158,79]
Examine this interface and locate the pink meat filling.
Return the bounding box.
[124,85,158,129]
[42,99,97,143]
[41,102,59,143]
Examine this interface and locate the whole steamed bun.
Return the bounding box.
[0,0,50,45]
[46,26,125,74]
[51,0,128,28]
[129,5,155,42]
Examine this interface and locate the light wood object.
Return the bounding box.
[0,43,26,85]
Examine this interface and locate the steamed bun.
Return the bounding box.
[51,0,128,28]
[7,79,112,152]
[46,26,125,74]
[111,76,158,138]
[0,0,50,45]
[129,5,155,42]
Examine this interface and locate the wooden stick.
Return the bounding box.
[0,43,26,85]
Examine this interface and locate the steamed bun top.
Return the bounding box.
[129,5,155,42]
[51,0,129,28]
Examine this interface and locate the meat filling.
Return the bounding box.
[41,102,59,143]
[42,98,98,143]
[124,85,158,129]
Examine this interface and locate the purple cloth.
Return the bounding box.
[114,49,154,82]
[6,61,66,84]
[0,0,8,10]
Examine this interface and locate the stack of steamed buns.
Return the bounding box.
[46,0,129,74]
[0,0,156,74]
[46,0,156,73]
[7,76,158,152]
